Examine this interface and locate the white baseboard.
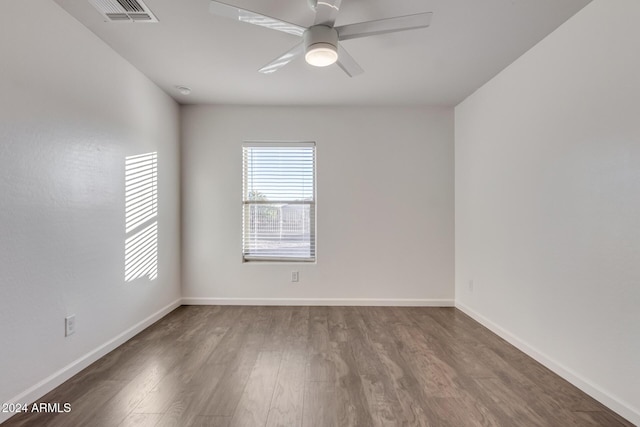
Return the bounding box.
[0,298,182,425]
[182,297,454,307]
[455,301,640,426]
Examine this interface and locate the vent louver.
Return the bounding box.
[89,0,158,22]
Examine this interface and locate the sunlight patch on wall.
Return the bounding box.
[125,152,158,281]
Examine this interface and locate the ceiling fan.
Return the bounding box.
[209,0,433,77]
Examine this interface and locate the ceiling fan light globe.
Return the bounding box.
[305,43,338,67]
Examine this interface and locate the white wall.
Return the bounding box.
[0,1,181,419]
[455,0,640,423]
[181,105,454,305]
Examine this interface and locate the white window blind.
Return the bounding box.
[242,142,316,262]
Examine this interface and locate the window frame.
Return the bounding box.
[242,141,316,263]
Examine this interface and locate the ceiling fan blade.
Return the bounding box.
[258,43,304,74]
[209,1,306,37]
[313,0,343,26]
[336,43,364,77]
[336,12,432,41]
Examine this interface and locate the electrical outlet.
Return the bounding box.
[291,271,299,282]
[65,315,76,337]
[468,280,474,292]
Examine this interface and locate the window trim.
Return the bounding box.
[242,141,316,263]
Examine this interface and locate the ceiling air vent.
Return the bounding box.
[89,0,158,23]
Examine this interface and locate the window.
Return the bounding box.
[125,152,158,281]
[242,142,316,262]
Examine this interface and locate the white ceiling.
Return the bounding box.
[54,0,591,106]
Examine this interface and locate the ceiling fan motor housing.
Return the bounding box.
[304,25,339,57]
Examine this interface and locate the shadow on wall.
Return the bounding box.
[124,152,158,282]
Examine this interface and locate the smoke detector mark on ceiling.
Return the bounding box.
[89,0,158,22]
[175,86,192,95]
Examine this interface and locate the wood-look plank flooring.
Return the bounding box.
[2,306,633,427]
